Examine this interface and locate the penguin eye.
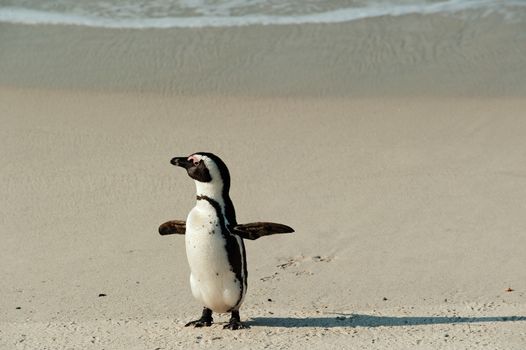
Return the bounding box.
[193,160,200,166]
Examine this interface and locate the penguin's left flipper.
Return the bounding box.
[232,222,294,240]
[158,220,186,236]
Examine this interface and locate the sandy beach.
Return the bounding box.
[1,6,526,350]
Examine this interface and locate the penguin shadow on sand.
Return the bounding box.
[247,314,526,328]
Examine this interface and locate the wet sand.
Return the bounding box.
[1,11,526,96]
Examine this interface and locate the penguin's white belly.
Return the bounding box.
[185,205,243,313]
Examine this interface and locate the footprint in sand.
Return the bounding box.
[276,255,335,269]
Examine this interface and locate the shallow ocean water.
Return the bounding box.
[0,0,524,27]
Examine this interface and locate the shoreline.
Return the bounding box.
[1,10,526,97]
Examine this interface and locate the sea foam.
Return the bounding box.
[0,0,523,28]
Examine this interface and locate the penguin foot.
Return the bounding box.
[185,318,213,327]
[223,319,247,330]
[185,307,213,327]
[223,310,249,330]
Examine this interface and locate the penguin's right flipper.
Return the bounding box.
[158,220,186,236]
[232,222,294,240]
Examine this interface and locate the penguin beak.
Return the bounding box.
[171,157,192,169]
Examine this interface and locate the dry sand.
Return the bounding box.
[1,10,526,350]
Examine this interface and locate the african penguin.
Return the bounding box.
[171,152,248,330]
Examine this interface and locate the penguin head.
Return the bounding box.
[171,152,231,197]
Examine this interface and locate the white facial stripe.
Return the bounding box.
[193,155,225,199]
